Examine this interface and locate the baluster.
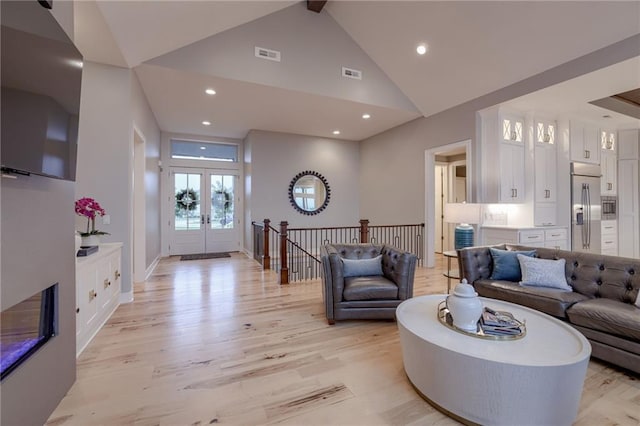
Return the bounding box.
[280,221,289,284]
[360,219,369,243]
[262,219,271,270]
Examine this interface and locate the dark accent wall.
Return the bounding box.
[0,174,76,425]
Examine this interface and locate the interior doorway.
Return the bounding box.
[425,140,472,267]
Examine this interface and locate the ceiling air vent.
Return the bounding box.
[342,67,362,80]
[255,46,281,62]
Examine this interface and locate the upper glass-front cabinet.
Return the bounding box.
[601,130,616,151]
[501,115,524,143]
[536,119,556,145]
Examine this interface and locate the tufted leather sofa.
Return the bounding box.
[320,244,417,325]
[458,244,640,374]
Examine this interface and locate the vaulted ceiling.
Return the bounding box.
[73,1,640,141]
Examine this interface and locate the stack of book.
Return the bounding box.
[480,307,524,336]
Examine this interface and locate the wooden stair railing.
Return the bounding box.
[253,219,424,284]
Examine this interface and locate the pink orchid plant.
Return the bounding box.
[75,197,110,237]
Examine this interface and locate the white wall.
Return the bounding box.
[244,130,360,250]
[130,72,161,269]
[76,62,161,294]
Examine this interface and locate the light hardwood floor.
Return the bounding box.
[48,253,639,425]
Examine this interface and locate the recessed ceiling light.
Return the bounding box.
[200,146,206,150]
[67,59,83,68]
[202,121,211,126]
[362,113,371,120]
[416,43,428,55]
[205,88,216,95]
[333,130,341,135]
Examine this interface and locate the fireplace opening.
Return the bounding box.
[1,284,57,380]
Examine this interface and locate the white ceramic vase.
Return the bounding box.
[80,234,100,248]
[446,279,483,332]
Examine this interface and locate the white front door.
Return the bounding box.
[170,167,239,255]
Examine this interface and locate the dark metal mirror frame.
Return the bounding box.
[288,170,331,215]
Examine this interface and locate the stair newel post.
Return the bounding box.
[262,218,271,270]
[280,221,289,284]
[359,219,370,243]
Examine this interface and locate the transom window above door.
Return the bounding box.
[171,139,238,162]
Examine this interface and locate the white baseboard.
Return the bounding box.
[145,254,161,280]
[243,248,252,258]
[119,290,134,304]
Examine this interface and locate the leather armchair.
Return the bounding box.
[320,243,417,324]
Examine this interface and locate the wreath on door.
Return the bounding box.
[175,188,198,211]
[213,190,232,212]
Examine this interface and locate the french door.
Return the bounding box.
[170,167,239,255]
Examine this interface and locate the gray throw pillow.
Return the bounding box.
[342,255,383,277]
[517,254,572,291]
[489,248,537,281]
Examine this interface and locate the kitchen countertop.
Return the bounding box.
[481,225,567,230]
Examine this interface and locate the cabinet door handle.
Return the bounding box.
[607,183,612,190]
[514,188,517,198]
[551,233,561,237]
[527,236,539,239]
[115,270,121,280]
[89,289,96,301]
[76,307,80,314]
[584,149,590,158]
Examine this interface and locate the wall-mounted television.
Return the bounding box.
[1,0,83,182]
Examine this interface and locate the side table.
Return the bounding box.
[442,250,459,293]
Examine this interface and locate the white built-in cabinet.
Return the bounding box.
[480,108,526,203]
[570,121,600,164]
[533,117,557,226]
[601,220,618,256]
[600,129,617,196]
[76,243,122,356]
[618,130,640,259]
[482,226,568,250]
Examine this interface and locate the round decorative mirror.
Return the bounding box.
[288,171,331,215]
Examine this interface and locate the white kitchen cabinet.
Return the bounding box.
[544,228,569,250]
[618,130,639,259]
[601,150,617,195]
[570,121,600,164]
[499,143,526,202]
[600,129,617,196]
[479,108,526,203]
[601,220,618,256]
[76,243,122,356]
[481,226,568,249]
[533,117,557,225]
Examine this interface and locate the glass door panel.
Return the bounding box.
[170,168,205,255]
[174,172,202,231]
[210,174,235,230]
[206,173,239,253]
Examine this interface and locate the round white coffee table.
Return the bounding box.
[396,295,591,426]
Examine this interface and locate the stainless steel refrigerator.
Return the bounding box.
[571,163,601,253]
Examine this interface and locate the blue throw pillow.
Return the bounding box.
[342,255,383,277]
[489,248,537,281]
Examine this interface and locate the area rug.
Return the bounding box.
[180,252,231,261]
